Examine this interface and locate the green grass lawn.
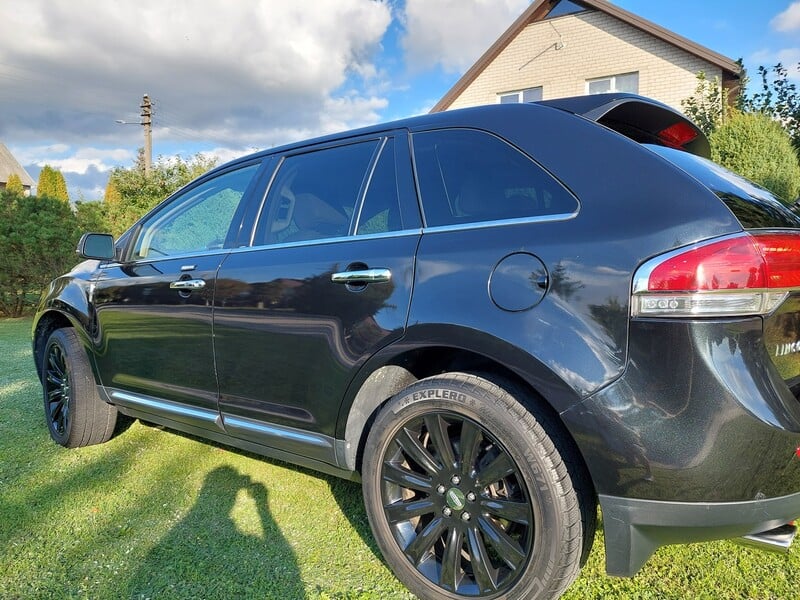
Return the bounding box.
[2,317,799,599]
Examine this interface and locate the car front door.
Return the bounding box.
[213,134,421,462]
[91,161,263,432]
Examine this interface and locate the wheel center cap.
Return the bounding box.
[445,487,466,511]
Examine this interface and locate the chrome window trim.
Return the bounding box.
[228,228,423,255]
[420,210,578,234]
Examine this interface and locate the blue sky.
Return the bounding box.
[0,0,798,201]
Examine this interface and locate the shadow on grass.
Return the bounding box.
[128,465,305,599]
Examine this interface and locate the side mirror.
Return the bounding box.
[76,233,115,260]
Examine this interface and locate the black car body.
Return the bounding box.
[33,94,800,599]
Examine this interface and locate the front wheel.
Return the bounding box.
[362,373,589,600]
[42,328,117,448]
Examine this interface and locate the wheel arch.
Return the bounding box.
[339,334,591,487]
[32,310,78,381]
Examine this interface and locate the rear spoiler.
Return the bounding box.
[538,93,710,158]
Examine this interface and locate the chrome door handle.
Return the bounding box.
[169,279,206,290]
[331,268,392,284]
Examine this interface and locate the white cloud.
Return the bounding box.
[772,2,800,32]
[0,0,392,146]
[402,0,531,72]
[747,48,800,81]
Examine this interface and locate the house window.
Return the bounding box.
[498,86,543,104]
[544,0,589,19]
[586,72,639,95]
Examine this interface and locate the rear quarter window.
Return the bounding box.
[412,128,578,227]
[646,144,800,230]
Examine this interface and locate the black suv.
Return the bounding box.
[33,94,800,599]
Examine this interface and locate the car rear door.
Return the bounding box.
[213,133,421,462]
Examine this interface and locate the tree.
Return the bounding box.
[4,173,24,196]
[681,71,730,136]
[104,150,217,236]
[37,164,70,202]
[710,111,800,202]
[103,177,122,205]
[0,193,81,317]
[743,63,800,152]
[75,200,109,233]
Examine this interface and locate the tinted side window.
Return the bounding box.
[356,138,403,235]
[132,164,259,260]
[257,140,379,245]
[412,129,578,227]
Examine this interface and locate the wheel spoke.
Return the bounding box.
[439,526,464,591]
[396,426,442,475]
[383,462,433,493]
[424,414,456,471]
[404,516,447,566]
[480,498,532,525]
[477,515,527,570]
[475,452,516,487]
[384,498,436,525]
[48,349,65,378]
[458,420,483,478]
[467,524,498,593]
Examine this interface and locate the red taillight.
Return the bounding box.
[753,234,800,288]
[648,236,765,291]
[633,232,800,317]
[658,122,699,149]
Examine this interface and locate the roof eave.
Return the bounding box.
[431,0,741,113]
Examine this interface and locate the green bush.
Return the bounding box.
[0,193,81,317]
[710,111,800,202]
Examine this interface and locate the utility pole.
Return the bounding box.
[140,94,153,176]
[116,94,154,176]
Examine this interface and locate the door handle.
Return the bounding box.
[169,279,206,290]
[331,268,392,284]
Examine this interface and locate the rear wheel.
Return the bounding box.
[362,373,588,600]
[43,328,117,448]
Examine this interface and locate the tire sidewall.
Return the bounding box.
[43,329,75,446]
[363,374,575,600]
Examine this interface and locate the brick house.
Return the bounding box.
[0,142,34,195]
[432,0,740,113]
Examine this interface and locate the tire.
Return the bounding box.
[42,328,117,448]
[362,373,588,600]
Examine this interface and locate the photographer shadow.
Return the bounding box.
[128,465,305,599]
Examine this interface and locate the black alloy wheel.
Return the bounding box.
[44,337,71,438]
[363,373,589,600]
[381,411,534,596]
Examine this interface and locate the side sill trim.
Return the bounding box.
[599,492,800,577]
[108,389,220,427]
[222,414,332,449]
[114,404,357,482]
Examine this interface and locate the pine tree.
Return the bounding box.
[36,165,69,202]
[54,169,69,203]
[5,173,24,196]
[103,177,122,205]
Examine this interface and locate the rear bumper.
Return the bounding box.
[600,491,800,576]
